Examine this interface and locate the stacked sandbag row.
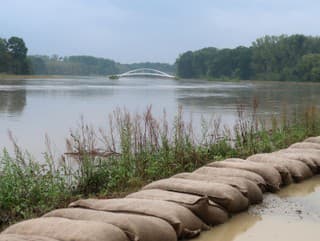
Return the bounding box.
[1,136,320,241]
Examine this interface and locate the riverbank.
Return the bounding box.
[1,104,320,230]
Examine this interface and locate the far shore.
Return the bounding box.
[0,73,110,80]
[2,74,320,84]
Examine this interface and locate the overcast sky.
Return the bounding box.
[1,0,319,63]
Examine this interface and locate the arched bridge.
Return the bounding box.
[113,68,176,79]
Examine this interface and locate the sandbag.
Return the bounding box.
[304,136,320,144]
[44,208,177,241]
[142,178,249,213]
[172,172,263,204]
[126,189,229,225]
[247,153,313,182]
[2,217,129,241]
[289,142,320,150]
[194,166,266,192]
[275,149,320,173]
[0,234,59,241]
[286,148,320,165]
[222,158,293,185]
[206,159,282,192]
[69,198,208,239]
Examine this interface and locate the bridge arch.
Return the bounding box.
[112,68,176,79]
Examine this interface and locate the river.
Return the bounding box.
[1,77,320,158]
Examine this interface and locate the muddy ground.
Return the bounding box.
[195,175,320,241]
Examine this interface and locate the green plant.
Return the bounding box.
[1,102,320,231]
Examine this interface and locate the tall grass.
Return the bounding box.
[1,101,320,230]
[64,101,320,194]
[0,136,72,229]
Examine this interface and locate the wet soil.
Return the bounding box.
[195,175,320,241]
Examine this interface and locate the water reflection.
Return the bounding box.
[0,78,117,99]
[194,213,261,241]
[176,81,320,118]
[0,90,26,116]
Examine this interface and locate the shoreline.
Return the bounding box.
[2,74,320,84]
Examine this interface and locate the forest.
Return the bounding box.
[176,34,320,81]
[2,34,320,81]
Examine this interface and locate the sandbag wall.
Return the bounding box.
[1,136,320,241]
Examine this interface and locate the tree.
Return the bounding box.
[7,37,28,59]
[296,54,320,81]
[6,37,30,74]
[0,38,9,73]
[28,56,48,74]
[176,51,195,78]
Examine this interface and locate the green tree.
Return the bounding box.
[28,56,48,74]
[176,51,195,78]
[0,38,9,73]
[175,34,320,81]
[7,37,30,74]
[296,54,320,81]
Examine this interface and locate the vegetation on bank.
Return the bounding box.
[0,36,175,77]
[3,34,320,82]
[176,34,320,82]
[28,55,175,76]
[1,102,320,230]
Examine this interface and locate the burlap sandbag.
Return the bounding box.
[287,148,320,164]
[126,189,229,225]
[206,159,282,192]
[221,158,293,185]
[194,166,266,192]
[172,172,263,204]
[247,153,313,182]
[304,136,320,144]
[2,217,129,241]
[289,142,320,150]
[275,149,320,173]
[44,208,177,241]
[69,198,208,239]
[142,178,249,213]
[0,234,59,241]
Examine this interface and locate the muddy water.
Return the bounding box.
[195,176,320,241]
[1,78,320,158]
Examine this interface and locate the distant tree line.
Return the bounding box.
[0,36,30,74]
[28,55,176,76]
[1,36,175,76]
[176,34,320,81]
[28,55,118,75]
[3,34,320,81]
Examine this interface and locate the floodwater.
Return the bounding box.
[1,77,320,157]
[195,176,320,241]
